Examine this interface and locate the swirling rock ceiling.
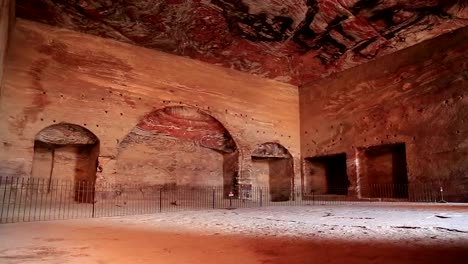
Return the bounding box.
[121,106,237,153]
[16,0,468,85]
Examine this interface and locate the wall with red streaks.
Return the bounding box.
[116,106,238,189]
[300,26,468,201]
[0,20,300,190]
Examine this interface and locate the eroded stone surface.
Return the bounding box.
[0,20,300,188]
[300,25,468,201]
[16,0,468,85]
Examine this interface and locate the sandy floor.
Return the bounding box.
[1,204,468,264]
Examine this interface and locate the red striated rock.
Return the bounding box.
[35,123,99,145]
[15,0,468,85]
[131,106,236,153]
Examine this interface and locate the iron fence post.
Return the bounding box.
[312,191,315,206]
[159,188,162,213]
[212,188,215,209]
[260,188,263,207]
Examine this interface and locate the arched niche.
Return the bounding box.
[251,142,294,202]
[31,123,100,203]
[117,106,239,194]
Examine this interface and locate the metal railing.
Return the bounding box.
[1,176,466,223]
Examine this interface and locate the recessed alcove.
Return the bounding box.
[357,143,408,199]
[304,153,349,195]
[251,143,294,202]
[31,123,100,203]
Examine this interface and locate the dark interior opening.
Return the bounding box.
[361,143,408,198]
[305,153,349,195]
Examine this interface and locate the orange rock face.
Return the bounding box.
[0,20,300,191]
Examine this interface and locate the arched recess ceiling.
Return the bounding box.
[252,142,292,158]
[122,106,236,153]
[16,0,468,85]
[35,123,99,145]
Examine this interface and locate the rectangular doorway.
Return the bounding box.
[358,143,408,198]
[305,153,349,195]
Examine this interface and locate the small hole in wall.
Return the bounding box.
[116,139,119,144]
[138,97,142,100]
[109,91,112,94]
[305,131,308,134]
[263,131,265,134]
[179,101,182,104]
[83,123,87,126]
[288,136,291,138]
[364,138,367,142]
[456,130,461,134]
[339,137,342,141]
[257,130,259,133]
[281,134,283,137]
[53,120,56,123]
[42,91,46,95]
[207,106,210,110]
[60,94,64,98]
[412,136,416,140]
[105,110,108,114]
[40,118,44,121]
[96,124,99,127]
[120,113,123,116]
[101,98,104,100]
[225,109,228,113]
[119,93,123,96]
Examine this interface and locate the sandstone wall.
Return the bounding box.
[300,26,468,201]
[0,0,14,91]
[0,19,300,191]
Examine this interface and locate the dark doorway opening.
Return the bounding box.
[359,143,408,198]
[305,153,349,195]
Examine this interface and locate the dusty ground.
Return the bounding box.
[1,204,468,264]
